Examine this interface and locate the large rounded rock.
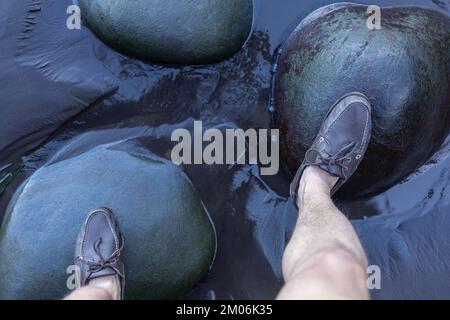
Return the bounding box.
[79,0,253,64]
[276,3,450,197]
[0,141,216,299]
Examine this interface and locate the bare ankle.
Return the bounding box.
[298,166,338,204]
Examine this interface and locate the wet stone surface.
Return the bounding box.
[276,4,450,198]
[0,140,216,299]
[78,0,254,64]
[0,0,450,299]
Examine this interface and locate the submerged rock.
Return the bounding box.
[79,0,254,64]
[276,3,450,197]
[0,140,216,299]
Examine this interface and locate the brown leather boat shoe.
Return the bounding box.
[290,92,373,207]
[75,207,125,299]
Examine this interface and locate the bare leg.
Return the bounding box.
[64,275,121,300]
[278,166,369,300]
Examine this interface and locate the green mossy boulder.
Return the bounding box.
[0,141,216,299]
[79,0,254,64]
[276,4,450,197]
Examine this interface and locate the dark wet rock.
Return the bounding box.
[0,140,216,299]
[79,0,254,65]
[432,0,448,10]
[0,0,118,166]
[354,183,450,299]
[1,0,450,301]
[276,4,450,197]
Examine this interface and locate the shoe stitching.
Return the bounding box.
[291,94,371,201]
[359,105,370,153]
[290,102,365,198]
[79,209,120,263]
[327,100,371,155]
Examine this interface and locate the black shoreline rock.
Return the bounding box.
[276,3,450,198]
[0,140,216,299]
[79,0,254,64]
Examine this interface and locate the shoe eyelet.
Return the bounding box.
[356,154,361,160]
[318,137,324,143]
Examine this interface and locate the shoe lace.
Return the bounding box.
[77,237,124,276]
[306,141,358,179]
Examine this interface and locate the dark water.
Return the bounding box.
[0,0,449,299]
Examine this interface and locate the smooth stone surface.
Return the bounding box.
[0,0,118,166]
[79,0,254,64]
[276,3,450,197]
[0,140,216,299]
